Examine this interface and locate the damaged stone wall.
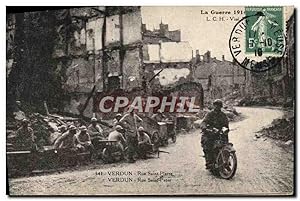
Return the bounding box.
[7,10,67,113]
[6,14,16,77]
[7,7,143,117]
[58,7,143,117]
[106,50,121,76]
[193,55,247,100]
[123,12,142,45]
[142,40,194,91]
[141,22,191,94]
[123,48,143,90]
[144,62,192,88]
[243,14,295,104]
[142,22,181,44]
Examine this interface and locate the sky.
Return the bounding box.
[141,6,293,61]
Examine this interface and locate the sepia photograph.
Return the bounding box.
[6,5,295,196]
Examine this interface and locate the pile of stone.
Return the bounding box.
[237,96,294,108]
[259,112,294,143]
[7,111,84,148]
[223,90,242,106]
[222,89,294,108]
[223,105,241,122]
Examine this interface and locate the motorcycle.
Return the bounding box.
[204,127,237,179]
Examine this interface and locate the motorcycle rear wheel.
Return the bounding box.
[218,151,237,179]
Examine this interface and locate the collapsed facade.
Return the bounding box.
[7,7,144,117]
[243,13,295,105]
[9,7,293,117]
[59,7,144,117]
[142,22,203,108]
[7,7,204,117]
[142,21,181,44]
[192,51,247,101]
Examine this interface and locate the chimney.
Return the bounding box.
[159,22,168,36]
[206,51,211,63]
[142,24,147,33]
[196,49,200,63]
[222,55,225,61]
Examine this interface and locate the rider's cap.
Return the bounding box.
[91,117,97,122]
[213,99,223,107]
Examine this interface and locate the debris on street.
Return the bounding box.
[258,110,294,143]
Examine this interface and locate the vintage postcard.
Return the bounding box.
[6,6,295,196]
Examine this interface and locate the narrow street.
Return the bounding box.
[8,107,294,195]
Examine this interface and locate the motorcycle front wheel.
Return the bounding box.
[217,150,237,179]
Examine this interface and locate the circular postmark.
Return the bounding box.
[229,7,286,72]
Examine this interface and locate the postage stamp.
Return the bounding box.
[6,6,295,196]
[229,6,286,72]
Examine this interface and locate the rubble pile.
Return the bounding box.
[27,113,52,147]
[7,111,86,147]
[223,105,241,122]
[223,90,242,106]
[259,112,294,143]
[237,96,294,108]
[222,90,294,108]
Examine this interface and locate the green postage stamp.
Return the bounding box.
[230,6,286,72]
[245,7,284,55]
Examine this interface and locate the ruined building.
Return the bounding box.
[142,21,181,44]
[192,50,247,100]
[7,8,207,116]
[142,21,192,88]
[141,22,203,108]
[7,7,143,117]
[245,13,295,105]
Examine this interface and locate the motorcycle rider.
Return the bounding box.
[200,99,229,169]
